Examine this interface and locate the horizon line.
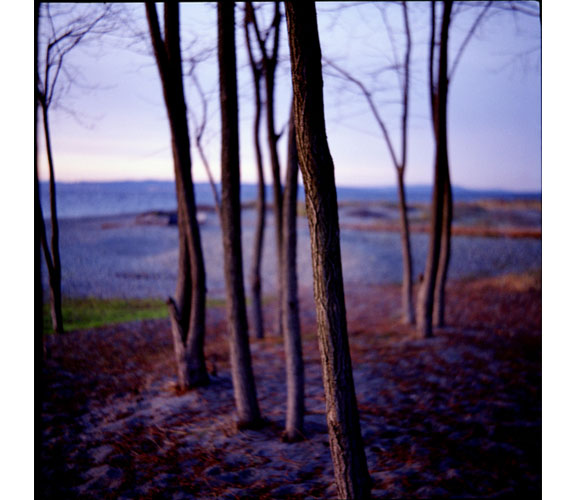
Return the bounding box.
[39,179,542,195]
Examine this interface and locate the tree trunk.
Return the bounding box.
[146,2,208,389]
[35,1,46,359]
[249,1,284,337]
[266,78,284,339]
[174,192,192,342]
[434,168,452,327]
[398,1,414,325]
[250,130,266,340]
[40,100,64,335]
[218,2,262,429]
[416,0,452,339]
[244,10,267,340]
[167,297,188,389]
[396,170,415,324]
[285,3,371,497]
[282,107,305,442]
[262,11,284,339]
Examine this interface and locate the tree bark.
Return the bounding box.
[396,170,415,324]
[167,298,188,389]
[285,3,371,497]
[40,99,64,335]
[35,1,46,359]
[218,2,262,429]
[434,167,452,327]
[429,0,453,330]
[146,2,209,388]
[266,64,285,339]
[416,0,452,338]
[282,106,305,442]
[250,105,266,340]
[397,1,414,325]
[244,8,267,340]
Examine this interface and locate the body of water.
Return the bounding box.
[39,181,541,219]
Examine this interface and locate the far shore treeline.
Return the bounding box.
[39,180,541,219]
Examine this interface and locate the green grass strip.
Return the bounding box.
[42,297,225,334]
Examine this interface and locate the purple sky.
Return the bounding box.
[36,2,541,192]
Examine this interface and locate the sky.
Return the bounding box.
[36,2,541,192]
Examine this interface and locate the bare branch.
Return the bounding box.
[492,1,540,18]
[246,1,281,70]
[39,3,118,110]
[449,1,493,81]
[270,2,281,65]
[399,1,411,171]
[186,59,221,213]
[244,5,263,79]
[246,2,266,59]
[429,0,438,135]
[376,4,403,91]
[324,58,400,169]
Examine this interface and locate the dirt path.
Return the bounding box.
[40,274,541,499]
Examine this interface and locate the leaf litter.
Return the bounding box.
[41,272,541,499]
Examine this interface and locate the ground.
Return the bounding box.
[40,271,541,499]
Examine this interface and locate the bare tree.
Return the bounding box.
[324,1,415,324]
[146,2,209,389]
[433,0,493,328]
[285,2,371,497]
[281,105,305,442]
[37,3,115,334]
[244,5,267,340]
[416,0,453,338]
[218,2,262,429]
[35,2,45,358]
[246,1,285,337]
[417,0,493,336]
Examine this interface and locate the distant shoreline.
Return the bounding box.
[39,179,542,197]
[39,180,541,220]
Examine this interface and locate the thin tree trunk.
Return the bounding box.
[250,136,266,340]
[35,1,46,359]
[434,168,452,327]
[398,1,414,325]
[416,0,452,339]
[146,2,208,388]
[167,297,188,388]
[416,160,444,338]
[40,100,64,334]
[174,187,192,338]
[282,106,305,442]
[285,3,371,497]
[324,2,415,326]
[218,2,262,429]
[428,0,453,330]
[396,170,415,324]
[249,1,284,336]
[195,139,221,220]
[266,72,284,339]
[245,9,266,340]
